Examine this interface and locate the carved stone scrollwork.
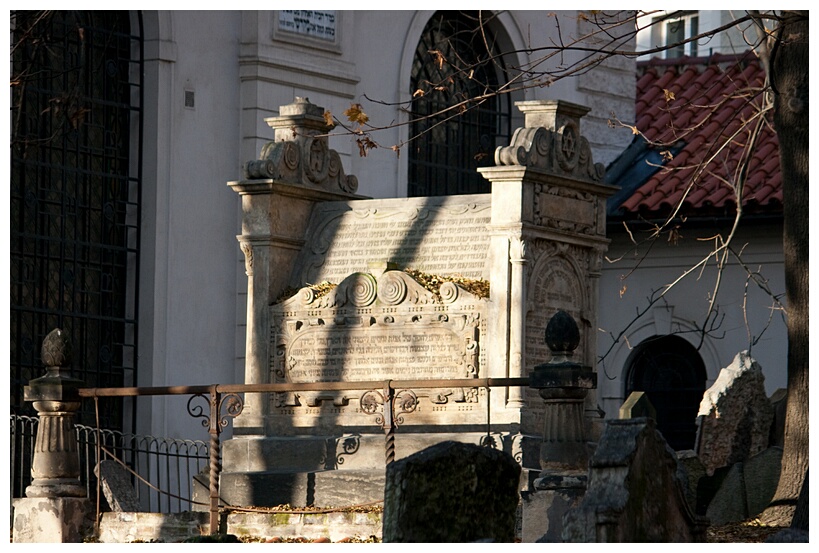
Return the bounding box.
[493,101,605,183]
[240,241,253,276]
[242,98,360,194]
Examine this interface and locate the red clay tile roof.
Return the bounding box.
[616,52,782,218]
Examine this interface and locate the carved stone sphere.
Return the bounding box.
[544,310,580,354]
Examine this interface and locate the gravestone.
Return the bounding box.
[696,352,774,474]
[768,388,787,448]
[562,418,707,542]
[382,441,520,543]
[95,460,140,512]
[676,450,706,513]
[223,97,615,511]
[705,446,782,525]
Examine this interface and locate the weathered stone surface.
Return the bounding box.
[562,418,707,542]
[95,460,141,512]
[676,450,706,513]
[696,352,774,474]
[743,447,783,517]
[268,269,487,433]
[12,497,93,543]
[521,472,587,542]
[705,462,748,525]
[383,441,520,542]
[768,388,787,448]
[213,469,386,509]
[705,446,782,525]
[97,511,209,543]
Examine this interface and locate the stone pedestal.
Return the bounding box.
[12,497,93,543]
[524,311,596,542]
[14,329,91,543]
[521,472,587,542]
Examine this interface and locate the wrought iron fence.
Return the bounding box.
[10,413,209,513]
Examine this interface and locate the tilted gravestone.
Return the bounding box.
[95,460,140,512]
[705,446,782,525]
[223,97,615,509]
[696,351,774,475]
[562,418,707,542]
[383,440,520,543]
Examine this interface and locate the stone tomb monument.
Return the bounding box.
[221,97,615,508]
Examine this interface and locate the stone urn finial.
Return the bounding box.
[544,309,580,364]
[41,327,72,369]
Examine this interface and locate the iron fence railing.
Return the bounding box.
[10,413,209,513]
[16,377,529,534]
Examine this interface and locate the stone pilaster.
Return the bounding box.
[480,99,616,441]
[227,97,365,434]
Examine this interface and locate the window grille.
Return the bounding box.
[408,11,512,197]
[10,11,143,432]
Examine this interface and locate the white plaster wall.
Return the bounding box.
[139,11,243,442]
[597,222,787,420]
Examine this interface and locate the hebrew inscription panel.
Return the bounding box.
[292,195,492,286]
[270,271,487,417]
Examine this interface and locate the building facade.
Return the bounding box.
[9,10,636,445]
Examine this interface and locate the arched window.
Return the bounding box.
[408,11,512,196]
[625,335,707,450]
[10,11,142,432]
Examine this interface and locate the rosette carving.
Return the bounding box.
[283,141,300,171]
[346,272,378,307]
[377,271,408,305]
[439,281,459,304]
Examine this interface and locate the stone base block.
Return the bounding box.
[226,510,382,541]
[222,430,542,473]
[97,511,210,543]
[12,497,93,543]
[210,469,387,508]
[520,471,587,543]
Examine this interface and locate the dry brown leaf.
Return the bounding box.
[344,103,369,125]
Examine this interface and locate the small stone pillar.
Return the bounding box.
[520,311,596,542]
[13,328,91,543]
[479,99,616,466]
[531,310,596,470]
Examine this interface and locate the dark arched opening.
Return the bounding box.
[625,335,707,450]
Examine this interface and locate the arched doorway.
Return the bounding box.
[625,335,707,450]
